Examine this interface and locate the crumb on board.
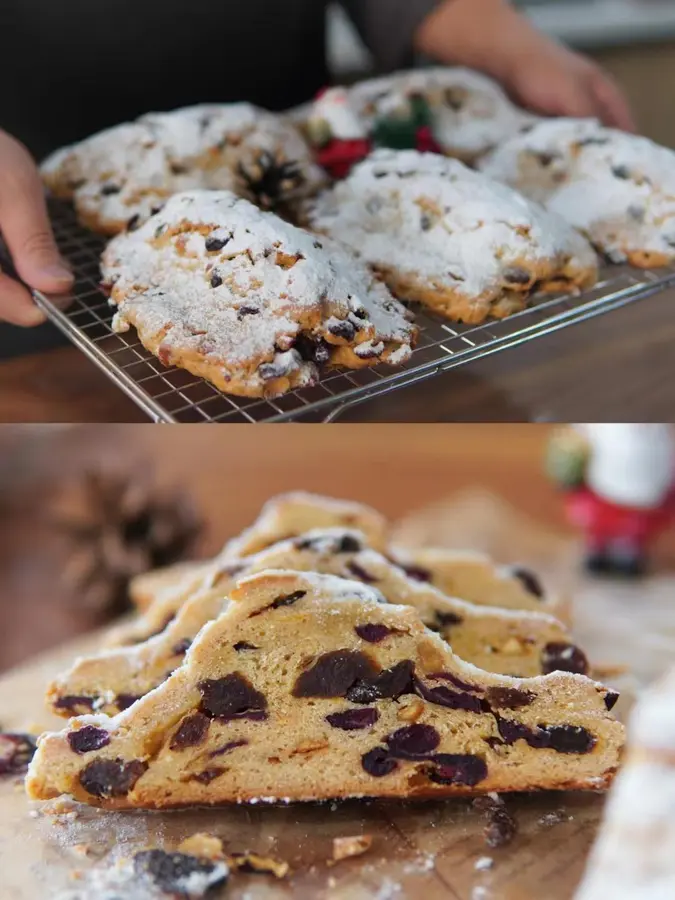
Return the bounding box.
[228,852,290,878]
[178,834,225,860]
[331,835,373,863]
[538,810,573,828]
[472,795,517,848]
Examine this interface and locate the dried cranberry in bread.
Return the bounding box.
[102,192,416,398]
[41,103,325,235]
[127,492,389,614]
[28,571,623,808]
[49,529,585,717]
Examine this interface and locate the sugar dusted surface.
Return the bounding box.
[102,191,414,396]
[309,149,597,301]
[346,67,538,159]
[481,117,675,261]
[41,103,324,233]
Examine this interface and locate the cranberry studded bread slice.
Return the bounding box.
[28,571,623,808]
[127,492,389,614]
[102,191,416,398]
[576,666,675,900]
[41,103,325,235]
[48,528,585,717]
[391,546,555,614]
[480,118,675,268]
[307,150,598,325]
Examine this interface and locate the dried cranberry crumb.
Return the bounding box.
[486,687,535,710]
[269,590,306,610]
[172,638,192,656]
[210,272,223,288]
[190,767,225,785]
[205,235,230,252]
[329,320,356,341]
[386,724,440,759]
[53,695,95,714]
[209,739,249,758]
[510,567,544,598]
[355,624,396,643]
[396,561,432,582]
[427,753,488,787]
[414,678,486,713]
[126,214,141,231]
[426,672,482,693]
[293,650,378,698]
[170,712,210,750]
[0,733,38,775]
[100,184,121,195]
[116,694,142,711]
[541,643,589,676]
[503,266,532,285]
[496,717,596,754]
[336,534,362,553]
[347,660,416,704]
[67,726,111,754]
[326,708,380,730]
[604,691,620,711]
[361,747,398,778]
[347,561,377,584]
[199,674,268,722]
[234,641,259,652]
[79,758,147,797]
[430,610,463,631]
[133,849,227,894]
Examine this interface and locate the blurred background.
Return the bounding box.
[329,0,675,148]
[2,423,675,674]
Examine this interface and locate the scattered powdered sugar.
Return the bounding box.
[102,191,415,396]
[42,103,325,234]
[475,856,494,871]
[309,149,597,304]
[346,67,538,160]
[481,117,675,262]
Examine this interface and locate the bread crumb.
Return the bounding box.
[178,833,225,860]
[331,835,373,863]
[228,852,290,878]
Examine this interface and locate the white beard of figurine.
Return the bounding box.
[311,87,368,140]
[578,424,675,510]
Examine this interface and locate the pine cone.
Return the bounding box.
[54,470,202,622]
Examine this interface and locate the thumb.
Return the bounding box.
[0,135,73,294]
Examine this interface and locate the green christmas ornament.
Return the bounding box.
[372,94,434,150]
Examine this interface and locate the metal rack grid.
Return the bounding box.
[26,200,675,422]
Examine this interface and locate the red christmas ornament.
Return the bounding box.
[316,138,372,180]
[415,125,443,155]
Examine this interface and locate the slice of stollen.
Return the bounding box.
[28,570,623,808]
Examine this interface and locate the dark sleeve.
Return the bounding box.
[339,0,443,71]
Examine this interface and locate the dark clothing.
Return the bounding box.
[0,0,439,359]
[1,0,439,160]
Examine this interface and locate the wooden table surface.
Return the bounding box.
[1,287,674,423]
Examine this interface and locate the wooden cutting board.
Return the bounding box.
[2,495,674,899]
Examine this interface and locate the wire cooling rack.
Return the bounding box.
[24,200,675,422]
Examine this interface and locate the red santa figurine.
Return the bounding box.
[548,424,675,576]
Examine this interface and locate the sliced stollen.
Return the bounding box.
[307,150,598,324]
[27,571,623,808]
[391,546,555,614]
[576,666,675,900]
[480,118,675,268]
[41,103,325,235]
[101,191,417,398]
[47,528,585,717]
[128,492,389,614]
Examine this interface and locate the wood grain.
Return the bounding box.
[1,287,675,422]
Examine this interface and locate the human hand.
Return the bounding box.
[416,0,635,132]
[0,130,73,326]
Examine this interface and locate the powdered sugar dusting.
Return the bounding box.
[309,149,597,307]
[41,103,325,234]
[101,191,415,397]
[481,117,675,263]
[342,67,537,160]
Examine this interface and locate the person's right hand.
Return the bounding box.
[0,130,73,326]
